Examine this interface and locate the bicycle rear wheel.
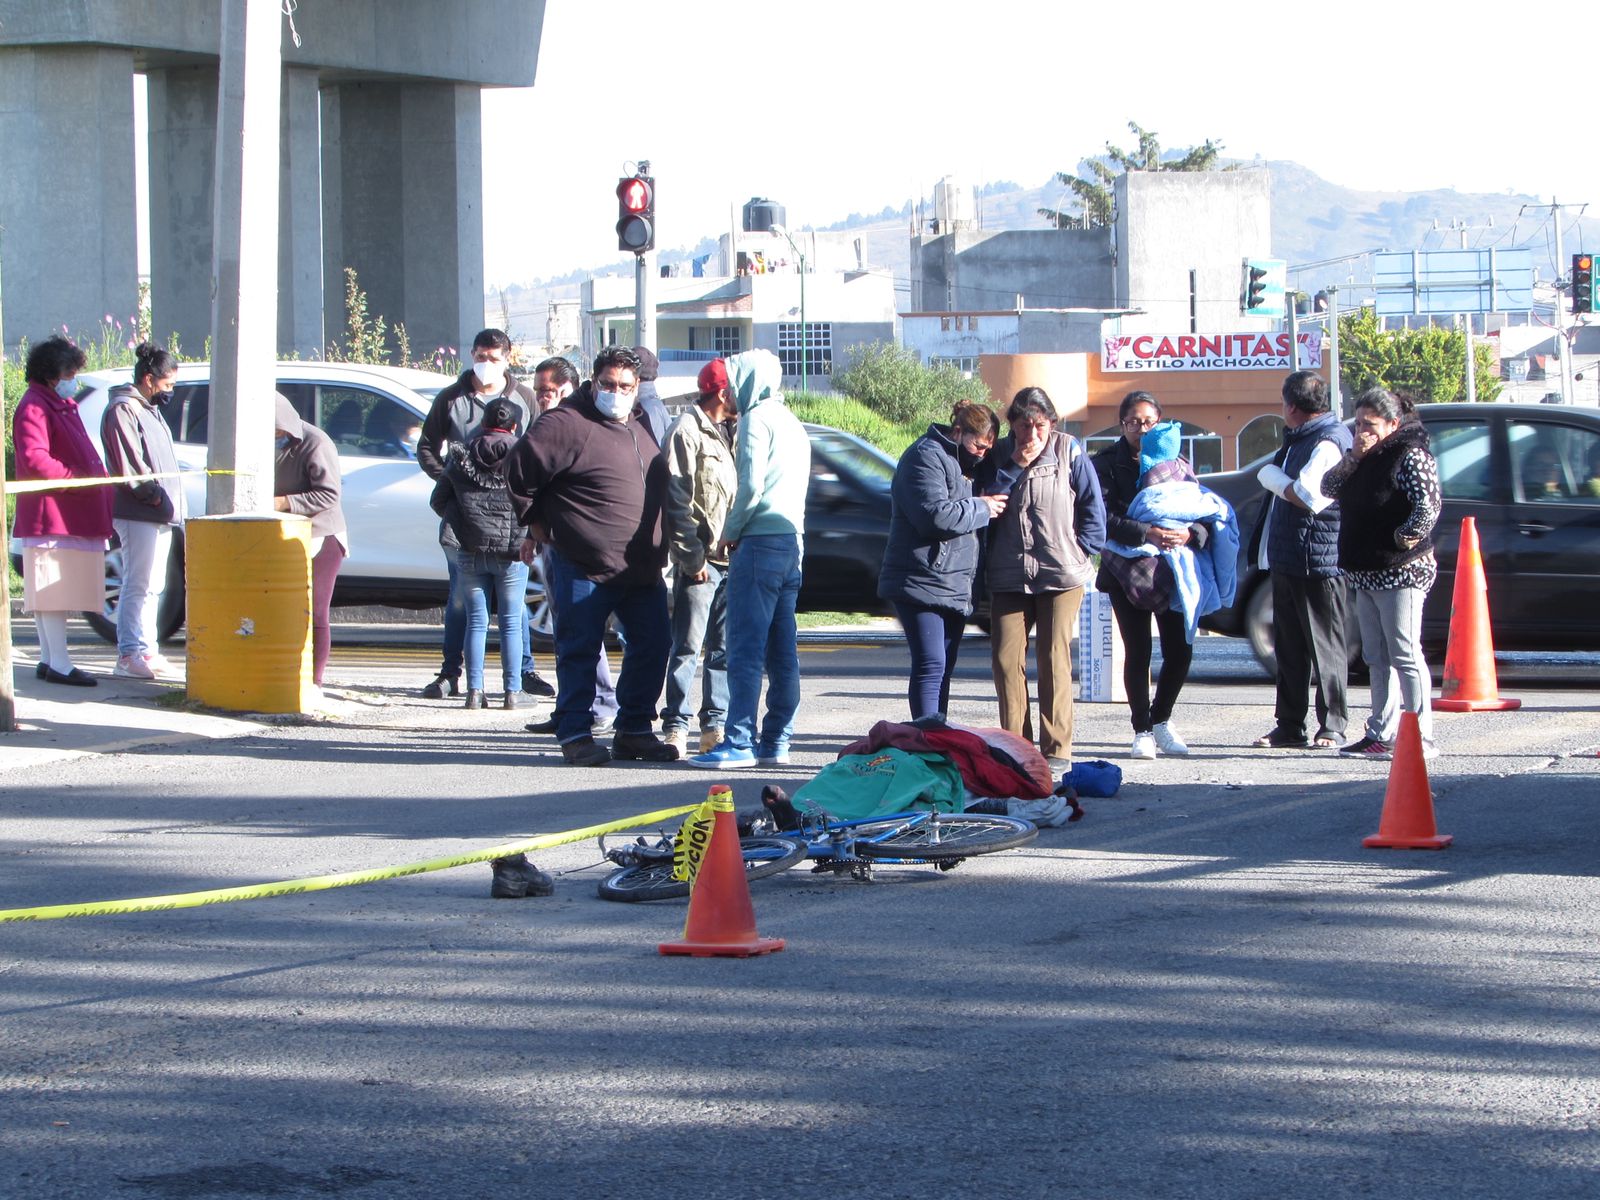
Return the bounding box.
[851,812,1037,862]
[596,835,807,902]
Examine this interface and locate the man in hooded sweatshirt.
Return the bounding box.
[505,346,678,767]
[688,348,811,769]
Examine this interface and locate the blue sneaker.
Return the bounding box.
[756,747,790,766]
[688,744,757,769]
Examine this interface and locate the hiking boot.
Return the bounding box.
[561,737,611,766]
[422,672,459,700]
[113,654,155,680]
[523,671,556,697]
[612,732,681,762]
[489,853,554,899]
[1152,721,1189,756]
[699,727,723,754]
[1130,732,1157,760]
[1339,735,1392,760]
[663,728,689,756]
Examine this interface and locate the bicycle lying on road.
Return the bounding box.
[597,789,1037,902]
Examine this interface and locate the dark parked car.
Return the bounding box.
[1201,402,1600,672]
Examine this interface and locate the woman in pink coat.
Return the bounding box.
[12,335,114,686]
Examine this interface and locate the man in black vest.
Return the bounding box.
[1248,370,1351,749]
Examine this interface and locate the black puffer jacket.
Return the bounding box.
[430,428,522,558]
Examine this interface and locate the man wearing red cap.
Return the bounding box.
[659,359,739,755]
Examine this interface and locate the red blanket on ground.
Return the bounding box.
[837,718,1053,800]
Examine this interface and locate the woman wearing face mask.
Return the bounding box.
[878,400,1006,719]
[101,341,186,680]
[11,335,114,687]
[976,387,1106,771]
[414,329,535,700]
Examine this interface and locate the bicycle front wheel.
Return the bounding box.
[596,835,807,902]
[851,812,1037,862]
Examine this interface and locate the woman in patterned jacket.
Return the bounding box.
[1320,388,1442,762]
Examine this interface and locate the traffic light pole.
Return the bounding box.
[1553,202,1575,404]
[634,250,655,357]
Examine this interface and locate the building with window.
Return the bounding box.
[582,229,895,396]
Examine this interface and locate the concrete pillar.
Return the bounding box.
[278,67,324,357]
[147,65,219,357]
[0,46,138,352]
[321,80,485,360]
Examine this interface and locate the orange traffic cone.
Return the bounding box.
[659,785,785,958]
[1435,516,1520,712]
[1363,712,1452,850]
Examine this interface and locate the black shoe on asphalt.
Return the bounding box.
[561,737,611,766]
[760,785,804,832]
[463,689,487,710]
[1339,735,1393,760]
[489,853,555,899]
[422,672,459,700]
[35,662,47,679]
[523,671,556,698]
[502,690,531,710]
[525,715,560,734]
[42,666,97,687]
[1250,727,1309,749]
[611,731,681,762]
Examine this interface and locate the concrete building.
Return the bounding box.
[0,0,545,357]
[582,240,897,397]
[900,307,1129,376]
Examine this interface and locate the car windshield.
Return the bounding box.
[809,430,895,485]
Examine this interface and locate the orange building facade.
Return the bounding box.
[979,344,1332,473]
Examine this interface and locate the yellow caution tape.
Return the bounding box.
[0,802,699,922]
[5,468,253,495]
[671,785,734,887]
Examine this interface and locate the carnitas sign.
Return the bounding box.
[1103,332,1323,372]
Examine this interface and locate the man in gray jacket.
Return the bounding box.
[660,358,738,755]
[101,343,186,679]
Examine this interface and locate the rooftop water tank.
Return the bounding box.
[742,197,786,233]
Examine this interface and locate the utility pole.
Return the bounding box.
[1188,268,1197,334]
[633,158,655,353]
[1325,285,1343,417]
[1521,199,1588,403]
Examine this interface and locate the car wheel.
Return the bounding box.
[1245,580,1276,676]
[524,554,553,650]
[82,533,187,647]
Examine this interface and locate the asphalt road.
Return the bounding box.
[2,626,1597,1198]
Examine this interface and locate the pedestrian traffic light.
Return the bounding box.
[616,174,655,254]
[1240,257,1286,319]
[1574,253,1595,315]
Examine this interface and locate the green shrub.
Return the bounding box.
[831,341,990,428]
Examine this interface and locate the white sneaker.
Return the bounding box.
[1130,732,1157,760]
[113,654,156,680]
[1006,795,1072,828]
[1422,738,1440,761]
[1152,721,1189,756]
[144,653,183,680]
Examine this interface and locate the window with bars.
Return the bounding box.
[713,325,741,354]
[776,322,832,378]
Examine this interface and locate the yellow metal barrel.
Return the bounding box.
[185,514,313,713]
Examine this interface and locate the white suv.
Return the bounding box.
[71,360,552,644]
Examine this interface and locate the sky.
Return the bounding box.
[480,0,1599,286]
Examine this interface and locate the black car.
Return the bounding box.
[1201,403,1600,672]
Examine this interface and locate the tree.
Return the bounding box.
[1040,121,1225,230]
[1337,307,1503,403]
[830,342,990,429]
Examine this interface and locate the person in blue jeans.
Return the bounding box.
[430,398,528,709]
[659,357,738,755]
[690,349,812,770]
[877,401,1006,719]
[506,346,678,766]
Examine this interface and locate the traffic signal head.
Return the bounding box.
[1574,253,1595,315]
[616,174,655,254]
[1240,257,1286,318]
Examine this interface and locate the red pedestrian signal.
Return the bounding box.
[616,174,655,254]
[1574,253,1595,315]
